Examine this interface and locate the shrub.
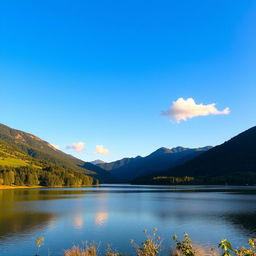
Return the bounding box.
[131,228,162,256]
[64,243,98,256]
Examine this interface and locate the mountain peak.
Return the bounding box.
[91,159,105,165]
[148,146,191,158]
[170,146,188,153]
[148,147,172,158]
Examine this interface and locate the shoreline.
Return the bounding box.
[0,185,97,190]
[0,185,43,190]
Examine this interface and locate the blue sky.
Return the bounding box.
[0,0,255,161]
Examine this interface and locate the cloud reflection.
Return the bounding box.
[95,212,108,226]
[74,214,84,229]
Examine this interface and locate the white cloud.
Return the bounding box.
[94,145,110,155]
[66,142,85,152]
[162,97,230,122]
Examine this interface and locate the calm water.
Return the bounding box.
[0,185,256,255]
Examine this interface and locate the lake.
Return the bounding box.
[0,185,256,255]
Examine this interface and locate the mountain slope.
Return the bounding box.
[82,162,116,183]
[0,123,88,172]
[97,156,142,171]
[0,123,111,183]
[0,137,97,186]
[106,146,211,183]
[151,126,256,185]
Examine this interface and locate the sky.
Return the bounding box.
[0,0,256,162]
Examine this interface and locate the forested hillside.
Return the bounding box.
[138,126,256,185]
[0,123,112,186]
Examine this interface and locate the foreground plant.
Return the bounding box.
[172,233,195,256]
[64,242,98,256]
[32,230,256,256]
[35,237,44,256]
[105,245,124,256]
[130,228,162,256]
[218,238,256,256]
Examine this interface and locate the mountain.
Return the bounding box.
[90,160,105,165]
[82,162,115,183]
[97,156,142,171]
[4,122,254,186]
[146,126,256,185]
[146,146,188,158]
[146,147,173,157]
[0,123,112,185]
[100,146,211,183]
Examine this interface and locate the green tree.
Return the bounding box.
[27,173,39,186]
[3,170,15,185]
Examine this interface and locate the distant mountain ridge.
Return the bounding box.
[138,126,256,185]
[96,156,142,171]
[94,146,212,183]
[2,122,254,186]
[1,123,211,185]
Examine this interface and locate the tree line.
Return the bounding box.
[133,172,256,185]
[0,164,98,187]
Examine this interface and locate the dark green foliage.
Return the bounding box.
[3,170,15,185]
[132,175,195,185]
[135,173,256,185]
[0,164,96,187]
[152,176,195,185]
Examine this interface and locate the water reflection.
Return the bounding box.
[0,185,256,256]
[95,212,108,226]
[94,192,109,226]
[0,211,55,240]
[226,213,256,235]
[0,188,90,202]
[73,214,84,229]
[0,188,90,245]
